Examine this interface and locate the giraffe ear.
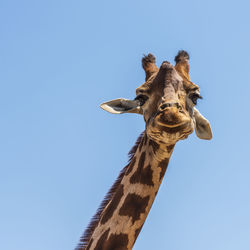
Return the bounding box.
[100,98,143,114]
[193,108,213,140]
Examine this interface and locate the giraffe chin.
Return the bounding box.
[146,120,194,144]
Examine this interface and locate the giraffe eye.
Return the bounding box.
[189,93,202,105]
[135,94,148,106]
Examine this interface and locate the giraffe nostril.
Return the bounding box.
[160,103,172,110]
[160,103,181,111]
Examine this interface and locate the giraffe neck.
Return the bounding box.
[85,133,175,250]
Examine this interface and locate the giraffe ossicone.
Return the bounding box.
[77,50,212,250]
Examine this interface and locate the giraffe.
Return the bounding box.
[76,51,212,250]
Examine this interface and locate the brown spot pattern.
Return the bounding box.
[139,139,144,152]
[130,152,154,186]
[86,238,93,250]
[92,229,110,250]
[105,233,129,250]
[149,139,159,154]
[166,144,175,153]
[119,193,150,224]
[134,224,143,242]
[100,185,124,225]
[139,134,148,152]
[93,229,129,250]
[144,134,148,145]
[125,157,136,176]
[128,132,144,162]
[158,158,170,181]
[78,164,130,250]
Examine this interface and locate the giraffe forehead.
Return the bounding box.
[136,71,183,96]
[136,66,200,97]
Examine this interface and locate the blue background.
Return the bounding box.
[1,0,250,249]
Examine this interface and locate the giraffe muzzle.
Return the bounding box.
[155,106,191,128]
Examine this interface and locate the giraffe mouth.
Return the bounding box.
[155,110,191,129]
[155,122,194,138]
[157,120,189,128]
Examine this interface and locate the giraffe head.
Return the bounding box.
[101,51,212,144]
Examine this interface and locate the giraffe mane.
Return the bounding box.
[76,131,145,250]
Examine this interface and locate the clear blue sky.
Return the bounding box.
[1,0,250,249]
